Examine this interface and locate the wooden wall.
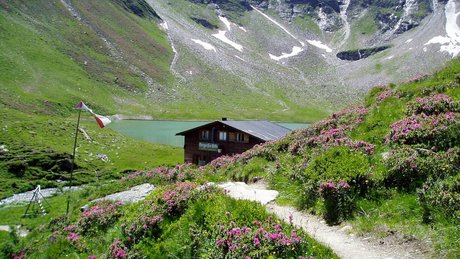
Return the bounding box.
[182,123,264,165]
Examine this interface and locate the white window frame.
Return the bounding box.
[218,131,227,141]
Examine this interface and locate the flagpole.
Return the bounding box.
[66,108,81,216]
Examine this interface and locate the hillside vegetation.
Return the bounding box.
[1,58,459,258]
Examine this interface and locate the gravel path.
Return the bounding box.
[219,181,429,259]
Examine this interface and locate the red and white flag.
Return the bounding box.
[93,114,112,128]
[75,101,112,128]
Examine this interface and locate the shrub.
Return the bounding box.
[121,182,220,247]
[418,175,460,223]
[121,163,200,182]
[302,146,371,186]
[289,126,374,155]
[385,112,459,148]
[384,147,460,190]
[78,200,124,234]
[108,239,128,259]
[319,181,354,225]
[7,160,28,177]
[406,94,459,115]
[201,213,309,258]
[376,88,399,103]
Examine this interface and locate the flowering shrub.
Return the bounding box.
[121,163,200,182]
[78,200,124,234]
[385,112,459,147]
[418,175,460,223]
[12,252,26,259]
[121,205,163,246]
[202,214,311,258]
[312,106,368,133]
[109,239,128,259]
[121,182,221,247]
[376,88,399,103]
[401,73,428,84]
[384,147,460,189]
[52,225,86,251]
[154,182,198,217]
[406,94,459,115]
[319,181,353,225]
[288,126,374,155]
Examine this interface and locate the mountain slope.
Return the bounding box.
[1,0,458,121]
[146,0,459,117]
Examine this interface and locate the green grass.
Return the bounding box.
[345,10,378,49]
[0,107,182,199]
[0,182,338,258]
[292,16,322,35]
[351,192,460,258]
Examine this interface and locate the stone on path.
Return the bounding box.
[217,182,278,205]
[90,183,155,204]
[0,225,30,237]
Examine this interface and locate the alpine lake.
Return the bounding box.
[109,120,308,147]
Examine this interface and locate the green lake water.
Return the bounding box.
[109,120,308,147]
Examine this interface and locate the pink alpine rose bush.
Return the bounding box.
[418,174,460,223]
[385,112,459,148]
[78,200,124,234]
[319,181,353,225]
[376,88,399,103]
[121,162,200,182]
[384,147,460,189]
[406,94,459,115]
[108,239,128,259]
[202,214,310,258]
[121,182,222,247]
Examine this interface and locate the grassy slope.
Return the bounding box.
[0,1,184,199]
[200,58,460,257]
[0,107,182,199]
[0,60,457,258]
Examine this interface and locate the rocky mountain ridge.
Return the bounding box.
[146,0,458,113]
[0,0,458,121]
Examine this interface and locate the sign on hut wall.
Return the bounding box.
[198,142,219,152]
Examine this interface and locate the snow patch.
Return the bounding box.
[239,26,247,32]
[191,39,217,52]
[219,16,231,31]
[250,5,304,46]
[160,21,168,30]
[212,30,243,52]
[424,0,460,57]
[386,55,394,60]
[405,38,413,43]
[234,55,245,62]
[269,46,304,61]
[307,40,333,53]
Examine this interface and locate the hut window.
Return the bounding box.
[219,131,227,141]
[200,130,210,140]
[236,133,245,142]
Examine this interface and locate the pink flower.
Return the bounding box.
[253,237,260,246]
